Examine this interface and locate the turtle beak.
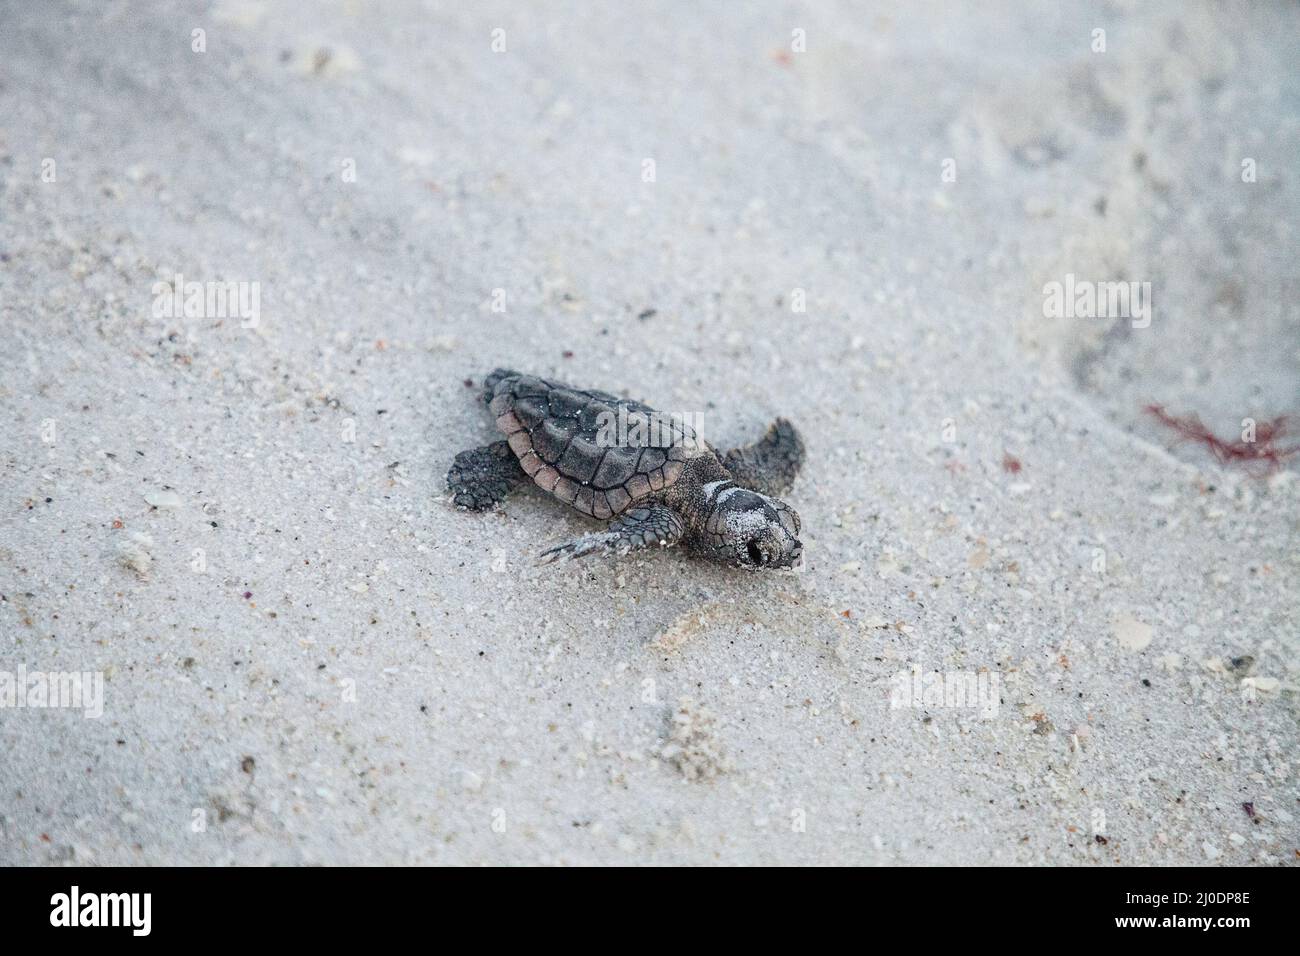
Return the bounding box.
[788,540,805,572]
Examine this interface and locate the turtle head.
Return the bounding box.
[705,485,803,570]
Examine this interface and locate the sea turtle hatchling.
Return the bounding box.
[446,368,806,569]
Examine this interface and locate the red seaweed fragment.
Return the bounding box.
[1143,404,1298,476]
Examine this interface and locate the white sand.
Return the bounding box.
[0,1,1296,865]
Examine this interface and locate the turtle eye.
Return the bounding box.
[747,540,767,565]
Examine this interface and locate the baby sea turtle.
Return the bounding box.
[447,368,806,569]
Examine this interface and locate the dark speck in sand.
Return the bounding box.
[243,591,252,599]
[240,756,256,774]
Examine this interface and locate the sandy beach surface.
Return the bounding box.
[1,0,1296,865]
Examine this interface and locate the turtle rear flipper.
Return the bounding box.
[480,368,524,405]
[721,418,806,496]
[447,440,527,511]
[537,504,685,564]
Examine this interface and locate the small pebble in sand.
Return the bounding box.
[1112,613,1154,653]
[114,532,153,576]
[660,698,729,781]
[144,489,183,509]
[1241,676,1280,695]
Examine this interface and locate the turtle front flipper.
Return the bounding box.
[538,504,685,564]
[447,440,527,511]
[720,418,806,496]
